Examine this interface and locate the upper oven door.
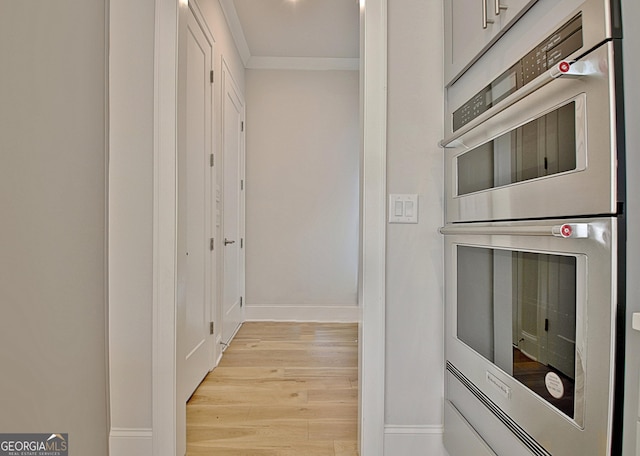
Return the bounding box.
[442,217,617,456]
[444,42,618,224]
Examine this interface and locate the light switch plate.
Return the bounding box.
[389,194,418,223]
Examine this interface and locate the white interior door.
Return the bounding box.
[542,255,577,379]
[177,4,214,403]
[516,252,542,361]
[221,62,244,346]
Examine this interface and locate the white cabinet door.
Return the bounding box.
[444,0,539,85]
[497,0,538,29]
[444,0,496,85]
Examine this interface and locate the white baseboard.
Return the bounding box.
[109,428,152,456]
[384,425,448,456]
[244,304,360,322]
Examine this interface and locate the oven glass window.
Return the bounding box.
[457,246,578,419]
[457,102,576,195]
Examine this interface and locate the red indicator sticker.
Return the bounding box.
[561,224,573,237]
[559,61,571,73]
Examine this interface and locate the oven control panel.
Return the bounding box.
[522,15,583,85]
[453,14,583,132]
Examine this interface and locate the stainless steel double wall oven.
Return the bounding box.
[441,0,626,455]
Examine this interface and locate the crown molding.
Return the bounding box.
[219,0,359,71]
[246,56,359,71]
[218,0,251,65]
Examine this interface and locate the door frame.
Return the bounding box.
[151,0,387,455]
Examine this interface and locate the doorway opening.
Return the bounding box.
[152,0,387,454]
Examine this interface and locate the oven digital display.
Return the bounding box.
[490,70,517,106]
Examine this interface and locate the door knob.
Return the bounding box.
[224,238,235,246]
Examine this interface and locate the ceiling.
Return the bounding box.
[219,0,360,70]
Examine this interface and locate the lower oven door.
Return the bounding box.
[441,217,618,456]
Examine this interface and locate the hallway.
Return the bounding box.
[186,322,359,455]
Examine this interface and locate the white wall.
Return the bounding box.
[244,69,360,322]
[0,1,109,454]
[385,0,447,454]
[108,0,155,452]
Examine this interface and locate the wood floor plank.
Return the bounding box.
[334,441,359,456]
[187,405,252,426]
[200,367,286,379]
[188,420,309,442]
[188,389,309,406]
[218,351,357,368]
[309,420,358,441]
[245,404,357,421]
[188,441,335,456]
[186,322,359,456]
[283,367,358,379]
[308,387,358,403]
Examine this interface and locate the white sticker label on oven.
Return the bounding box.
[545,372,565,399]
[486,371,511,399]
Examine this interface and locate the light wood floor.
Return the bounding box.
[186,322,359,456]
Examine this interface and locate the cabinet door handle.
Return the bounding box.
[495,0,507,16]
[482,0,495,29]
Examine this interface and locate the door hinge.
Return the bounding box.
[240,238,244,248]
[241,179,244,191]
[210,238,214,251]
[210,70,214,84]
[241,121,244,132]
[210,153,214,167]
[240,296,243,307]
[210,321,214,335]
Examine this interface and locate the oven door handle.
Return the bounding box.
[439,223,589,239]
